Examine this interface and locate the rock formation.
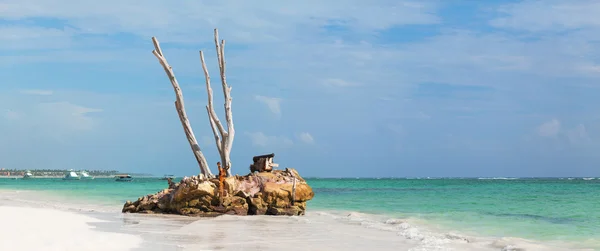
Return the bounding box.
[122,168,314,216]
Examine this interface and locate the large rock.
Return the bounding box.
[122,168,314,216]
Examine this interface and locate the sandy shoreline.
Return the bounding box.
[0,206,143,251]
[0,190,421,251]
[0,189,592,251]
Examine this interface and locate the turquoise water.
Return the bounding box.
[1,177,599,248]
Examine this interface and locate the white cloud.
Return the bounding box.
[3,0,598,90]
[536,119,560,137]
[254,95,282,116]
[36,102,103,131]
[0,26,73,50]
[491,1,600,32]
[322,78,358,87]
[0,1,439,43]
[0,49,150,65]
[0,90,206,171]
[0,1,441,100]
[577,64,600,75]
[0,92,105,150]
[0,26,70,40]
[245,132,293,148]
[530,121,594,149]
[297,132,315,144]
[567,124,591,144]
[3,110,20,120]
[390,30,596,81]
[2,100,102,133]
[19,89,54,95]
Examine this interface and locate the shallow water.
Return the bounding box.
[1,177,599,250]
[309,178,600,244]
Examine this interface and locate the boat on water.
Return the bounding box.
[115,174,133,182]
[63,169,81,180]
[159,174,176,180]
[22,170,33,179]
[79,170,95,180]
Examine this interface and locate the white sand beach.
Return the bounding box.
[0,190,588,251]
[0,189,422,251]
[0,206,142,251]
[0,205,419,251]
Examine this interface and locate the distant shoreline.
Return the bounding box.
[0,176,132,179]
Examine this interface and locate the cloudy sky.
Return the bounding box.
[1,0,598,177]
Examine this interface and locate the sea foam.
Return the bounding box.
[311,210,587,251]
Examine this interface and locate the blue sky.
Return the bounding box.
[0,0,598,177]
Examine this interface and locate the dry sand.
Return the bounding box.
[0,206,142,251]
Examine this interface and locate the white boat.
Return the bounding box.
[63,170,81,180]
[23,170,33,179]
[79,170,95,180]
[160,174,176,180]
[115,174,133,182]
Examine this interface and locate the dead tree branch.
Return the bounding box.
[152,37,214,178]
[200,29,235,176]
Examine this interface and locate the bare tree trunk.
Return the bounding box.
[200,29,235,176]
[201,52,227,169]
[206,106,223,156]
[152,37,214,178]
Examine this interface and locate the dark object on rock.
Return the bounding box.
[166,177,175,188]
[249,153,279,173]
[122,168,314,217]
[252,153,275,162]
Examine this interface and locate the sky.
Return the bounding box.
[0,0,598,178]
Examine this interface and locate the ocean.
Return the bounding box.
[1,177,599,250]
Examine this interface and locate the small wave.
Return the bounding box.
[314,211,474,250]
[491,213,576,224]
[385,218,405,225]
[0,190,117,213]
[312,210,586,251]
[478,177,519,180]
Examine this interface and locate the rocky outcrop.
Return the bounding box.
[122,168,314,216]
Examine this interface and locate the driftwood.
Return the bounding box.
[201,29,234,177]
[151,29,235,177]
[151,37,214,178]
